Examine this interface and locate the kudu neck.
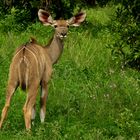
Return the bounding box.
[47,35,64,64]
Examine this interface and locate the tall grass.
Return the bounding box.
[0,6,140,139]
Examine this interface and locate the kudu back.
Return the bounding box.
[0,9,86,130]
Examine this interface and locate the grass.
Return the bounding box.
[0,6,140,139]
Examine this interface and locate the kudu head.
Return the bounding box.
[38,9,86,39]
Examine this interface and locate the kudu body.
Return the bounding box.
[0,9,86,130]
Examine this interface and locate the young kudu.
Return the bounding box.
[0,9,86,130]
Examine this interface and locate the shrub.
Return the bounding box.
[0,7,32,33]
[110,0,140,69]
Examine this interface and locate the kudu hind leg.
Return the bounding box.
[23,84,38,130]
[31,104,36,126]
[31,104,36,121]
[0,82,17,129]
[40,81,48,123]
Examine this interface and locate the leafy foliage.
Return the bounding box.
[110,0,140,69]
[0,7,32,33]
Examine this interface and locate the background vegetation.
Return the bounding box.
[0,0,140,139]
[110,0,140,69]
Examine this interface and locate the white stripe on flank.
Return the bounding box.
[25,47,39,77]
[23,56,29,89]
[12,47,25,60]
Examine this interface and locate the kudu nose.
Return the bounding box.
[61,32,67,37]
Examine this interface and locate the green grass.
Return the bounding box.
[0,6,140,139]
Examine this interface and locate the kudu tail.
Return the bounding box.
[18,54,29,91]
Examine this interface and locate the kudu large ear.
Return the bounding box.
[38,9,54,26]
[68,11,86,26]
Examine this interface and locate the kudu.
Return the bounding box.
[0,9,86,130]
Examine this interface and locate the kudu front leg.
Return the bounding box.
[40,81,48,123]
[0,82,17,129]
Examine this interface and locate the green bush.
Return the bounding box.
[0,7,32,33]
[97,0,112,6]
[110,0,140,69]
